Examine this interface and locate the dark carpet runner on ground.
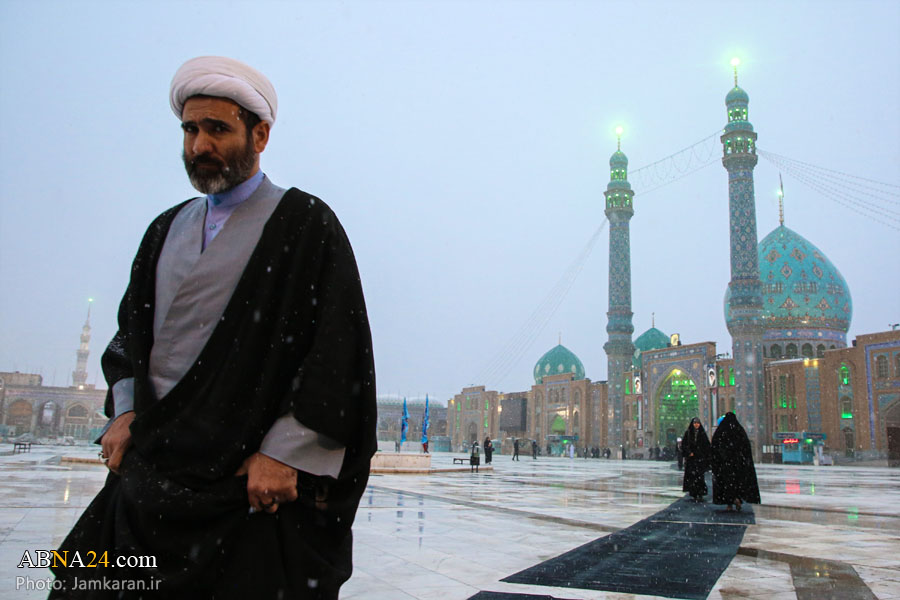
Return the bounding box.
[492,495,755,600]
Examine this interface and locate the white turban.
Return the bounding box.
[169,56,277,125]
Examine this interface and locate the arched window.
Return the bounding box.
[816,344,825,358]
[786,344,798,358]
[839,364,851,386]
[876,355,889,379]
[573,410,580,433]
[729,367,735,386]
[896,353,900,377]
[843,427,854,452]
[840,397,852,419]
[771,344,783,359]
[625,376,631,394]
[67,404,88,418]
[801,344,813,358]
[718,368,725,386]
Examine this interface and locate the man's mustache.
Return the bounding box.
[189,155,225,168]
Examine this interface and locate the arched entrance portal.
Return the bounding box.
[7,400,33,435]
[656,370,699,449]
[882,400,900,467]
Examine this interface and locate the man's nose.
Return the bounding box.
[192,132,214,155]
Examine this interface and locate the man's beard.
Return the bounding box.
[183,136,257,195]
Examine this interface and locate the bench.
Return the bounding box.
[452,457,471,465]
[13,442,31,454]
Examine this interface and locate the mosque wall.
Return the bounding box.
[526,373,598,454]
[0,374,107,440]
[762,330,900,460]
[447,386,500,451]
[642,342,718,450]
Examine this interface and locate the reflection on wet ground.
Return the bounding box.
[1,447,898,599]
[351,454,899,599]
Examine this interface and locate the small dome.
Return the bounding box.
[610,150,628,168]
[534,344,585,384]
[724,225,852,346]
[632,327,669,369]
[726,85,749,105]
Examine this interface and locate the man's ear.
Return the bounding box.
[253,121,271,153]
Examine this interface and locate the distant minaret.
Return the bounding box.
[721,59,765,453]
[72,299,92,388]
[604,127,635,448]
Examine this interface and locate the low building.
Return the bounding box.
[0,372,107,440]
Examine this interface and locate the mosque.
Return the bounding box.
[4,66,897,463]
[448,64,900,463]
[0,305,108,440]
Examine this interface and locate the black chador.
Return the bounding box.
[51,189,376,599]
[681,417,710,501]
[711,412,761,510]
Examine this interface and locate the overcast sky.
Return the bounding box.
[1,0,898,404]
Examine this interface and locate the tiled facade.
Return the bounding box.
[447,386,500,450]
[766,330,900,459]
[0,372,107,440]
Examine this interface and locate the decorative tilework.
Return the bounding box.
[605,148,635,447]
[722,86,765,448]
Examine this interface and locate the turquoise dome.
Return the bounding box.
[632,327,669,369]
[610,150,628,168]
[725,225,852,349]
[534,344,585,384]
[726,85,749,105]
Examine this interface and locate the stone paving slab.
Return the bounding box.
[0,447,898,599]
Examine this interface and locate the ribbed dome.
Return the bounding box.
[726,85,749,105]
[533,344,585,384]
[725,225,852,348]
[632,327,669,369]
[610,150,628,168]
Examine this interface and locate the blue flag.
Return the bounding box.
[421,395,429,445]
[400,397,409,445]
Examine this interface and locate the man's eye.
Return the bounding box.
[214,124,227,133]
[182,124,198,134]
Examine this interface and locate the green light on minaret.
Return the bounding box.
[730,57,740,86]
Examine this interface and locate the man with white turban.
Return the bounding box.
[51,56,376,600]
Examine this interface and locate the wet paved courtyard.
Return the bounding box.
[1,446,898,599]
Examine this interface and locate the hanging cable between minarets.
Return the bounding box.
[471,220,608,388]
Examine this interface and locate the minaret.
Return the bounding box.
[721,59,765,453]
[72,299,92,388]
[604,127,635,448]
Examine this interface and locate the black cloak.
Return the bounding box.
[51,189,376,599]
[681,418,710,498]
[710,412,761,505]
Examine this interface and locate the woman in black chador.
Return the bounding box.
[681,417,710,501]
[484,437,494,464]
[711,412,761,511]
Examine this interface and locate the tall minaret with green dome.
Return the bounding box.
[604,127,635,448]
[721,59,765,453]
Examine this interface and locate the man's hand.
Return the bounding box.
[101,411,135,474]
[236,453,298,514]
